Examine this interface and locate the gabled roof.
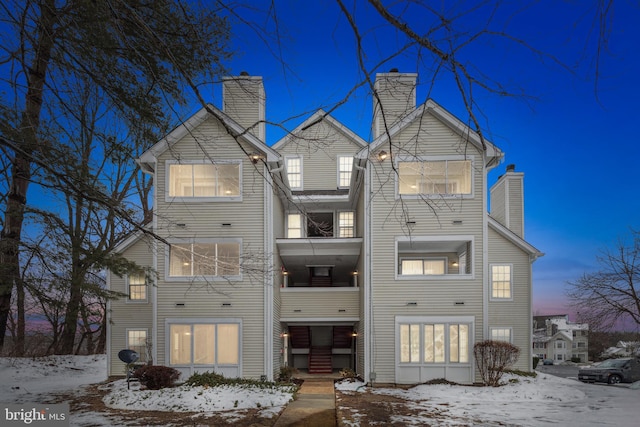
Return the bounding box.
[272,109,367,150]
[488,216,544,261]
[112,229,146,254]
[138,104,279,173]
[356,99,503,166]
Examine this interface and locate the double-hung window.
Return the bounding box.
[490,264,512,300]
[168,240,241,279]
[337,156,352,188]
[490,327,512,343]
[167,161,241,199]
[286,156,302,190]
[127,272,147,301]
[127,329,148,362]
[398,158,472,197]
[338,211,354,238]
[287,214,303,238]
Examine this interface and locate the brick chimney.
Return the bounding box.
[372,69,418,139]
[222,72,265,141]
[490,164,525,238]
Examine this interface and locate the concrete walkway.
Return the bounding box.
[273,378,336,427]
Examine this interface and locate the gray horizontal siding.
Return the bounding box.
[109,236,154,376]
[488,227,532,371]
[280,288,360,319]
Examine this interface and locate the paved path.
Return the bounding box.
[273,378,336,427]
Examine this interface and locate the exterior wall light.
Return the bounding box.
[377,150,388,161]
[249,153,262,164]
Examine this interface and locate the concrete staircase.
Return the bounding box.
[308,347,332,374]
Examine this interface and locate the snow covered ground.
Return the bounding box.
[0,355,638,426]
[337,373,640,426]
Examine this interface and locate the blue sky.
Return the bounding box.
[200,1,640,326]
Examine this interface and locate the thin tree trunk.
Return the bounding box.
[0,0,57,351]
[58,268,84,354]
[15,278,25,355]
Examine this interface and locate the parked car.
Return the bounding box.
[578,357,640,384]
[542,359,554,365]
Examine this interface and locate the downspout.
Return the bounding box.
[354,160,372,384]
[105,271,112,375]
[528,254,534,371]
[482,152,489,345]
[151,161,159,366]
[264,162,275,380]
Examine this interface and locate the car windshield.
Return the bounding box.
[597,359,629,368]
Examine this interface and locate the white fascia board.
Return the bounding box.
[138,104,279,165]
[488,217,544,260]
[273,110,368,151]
[112,230,146,254]
[358,99,504,166]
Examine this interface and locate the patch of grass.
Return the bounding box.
[423,378,461,385]
[504,369,537,378]
[184,371,299,393]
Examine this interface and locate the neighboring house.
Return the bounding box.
[532,315,589,363]
[107,71,543,384]
[601,341,640,359]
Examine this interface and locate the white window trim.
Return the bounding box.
[489,327,513,343]
[164,318,242,372]
[337,155,353,189]
[165,238,243,282]
[395,235,475,280]
[164,159,243,202]
[337,210,355,238]
[286,212,304,238]
[395,316,475,366]
[125,273,148,303]
[394,155,475,200]
[126,328,149,362]
[285,156,303,190]
[489,263,514,301]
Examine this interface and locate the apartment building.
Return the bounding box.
[107,71,543,384]
[533,315,589,363]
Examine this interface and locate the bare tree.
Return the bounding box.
[0,0,231,352]
[0,0,618,352]
[567,230,640,331]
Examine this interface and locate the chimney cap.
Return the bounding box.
[389,68,399,73]
[506,164,515,172]
[240,71,249,76]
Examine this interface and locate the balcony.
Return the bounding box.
[276,237,363,287]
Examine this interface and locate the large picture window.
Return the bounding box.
[399,322,469,364]
[168,162,240,198]
[396,237,473,279]
[400,258,446,275]
[398,159,471,196]
[169,241,240,278]
[169,323,239,366]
